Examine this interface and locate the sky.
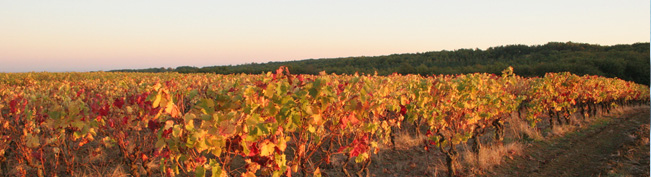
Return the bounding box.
[1,1,649,72]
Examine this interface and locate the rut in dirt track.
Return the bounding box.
[489,106,650,177]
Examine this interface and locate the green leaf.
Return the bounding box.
[102,137,115,148]
[256,123,269,135]
[210,160,223,177]
[189,89,199,98]
[178,155,188,165]
[71,120,85,129]
[73,131,82,140]
[173,125,182,137]
[155,139,166,149]
[355,153,369,163]
[26,134,40,148]
[195,165,206,177]
[184,113,197,121]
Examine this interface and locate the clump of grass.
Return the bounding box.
[505,113,543,141]
[77,164,127,177]
[461,143,523,170]
[393,132,427,150]
[550,124,577,137]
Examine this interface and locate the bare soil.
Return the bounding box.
[325,106,651,177]
[486,106,650,177]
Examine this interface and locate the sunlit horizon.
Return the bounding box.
[1,1,648,72]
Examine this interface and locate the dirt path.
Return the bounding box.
[486,106,650,177]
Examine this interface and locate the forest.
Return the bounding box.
[110,42,650,85]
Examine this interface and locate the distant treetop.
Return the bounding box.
[110,42,650,85]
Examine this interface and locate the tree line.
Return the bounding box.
[110,42,650,85]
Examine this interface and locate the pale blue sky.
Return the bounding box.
[1,1,648,72]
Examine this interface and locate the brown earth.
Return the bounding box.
[485,106,650,177]
[322,106,650,177]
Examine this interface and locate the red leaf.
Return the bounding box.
[76,89,85,98]
[337,145,349,153]
[122,116,129,125]
[31,150,42,160]
[154,149,170,158]
[148,120,161,131]
[429,140,437,146]
[400,105,407,116]
[251,156,271,166]
[297,75,305,84]
[108,118,115,128]
[113,97,125,108]
[255,81,268,90]
[345,135,369,158]
[162,128,173,138]
[195,156,207,164]
[247,142,260,157]
[99,103,110,116]
[276,67,285,76]
[9,99,18,114]
[264,117,277,123]
[339,113,360,129]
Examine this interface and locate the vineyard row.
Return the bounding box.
[0,67,648,176]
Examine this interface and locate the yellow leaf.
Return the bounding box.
[122,105,133,113]
[291,164,299,172]
[277,136,288,152]
[314,167,322,177]
[165,102,180,117]
[260,141,276,157]
[164,120,174,130]
[311,114,322,125]
[242,171,257,177]
[244,159,261,174]
[355,153,369,163]
[153,83,162,90]
[185,120,195,131]
[153,94,162,108]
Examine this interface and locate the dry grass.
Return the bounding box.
[550,124,577,137]
[364,128,525,176]
[361,114,532,176]
[86,165,127,177]
[346,131,445,177]
[392,131,427,150]
[505,112,543,141]
[460,143,524,171]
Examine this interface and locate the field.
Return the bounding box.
[0,66,648,177]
